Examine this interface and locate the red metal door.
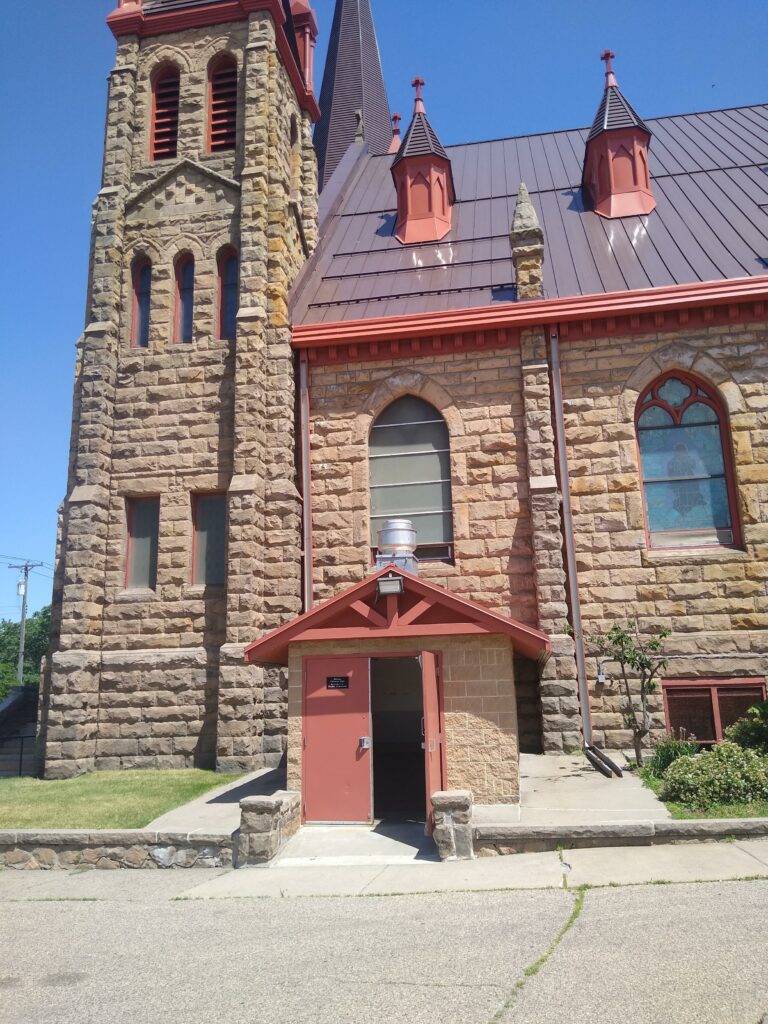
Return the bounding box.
[303,656,372,824]
[421,651,444,832]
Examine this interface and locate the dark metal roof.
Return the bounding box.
[291,104,768,324]
[588,84,650,141]
[314,0,391,189]
[143,0,227,12]
[392,111,449,167]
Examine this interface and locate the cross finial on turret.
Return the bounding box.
[412,77,426,115]
[600,49,618,88]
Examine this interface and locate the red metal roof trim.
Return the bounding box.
[292,275,768,362]
[107,0,320,121]
[244,565,551,665]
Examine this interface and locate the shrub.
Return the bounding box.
[662,742,768,810]
[725,700,768,755]
[647,734,699,778]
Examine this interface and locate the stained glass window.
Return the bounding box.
[636,373,738,549]
[369,396,453,560]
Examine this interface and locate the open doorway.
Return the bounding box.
[371,657,426,822]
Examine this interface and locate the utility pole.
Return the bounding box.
[8,562,43,684]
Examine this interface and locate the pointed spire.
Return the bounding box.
[588,49,649,142]
[314,0,392,190]
[388,113,402,154]
[510,183,545,299]
[392,78,450,168]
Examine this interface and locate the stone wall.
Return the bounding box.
[0,829,232,870]
[43,11,317,777]
[287,635,520,805]
[305,319,768,751]
[559,323,768,746]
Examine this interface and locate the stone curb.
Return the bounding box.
[0,829,234,871]
[473,817,768,855]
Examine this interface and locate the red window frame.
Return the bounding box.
[131,257,152,348]
[174,253,195,344]
[634,370,741,550]
[217,246,239,340]
[151,64,180,161]
[208,55,238,153]
[662,678,766,745]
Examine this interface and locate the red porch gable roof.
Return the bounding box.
[244,566,551,665]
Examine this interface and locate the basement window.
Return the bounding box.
[663,678,766,744]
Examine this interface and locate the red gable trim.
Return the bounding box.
[292,275,768,365]
[107,0,320,122]
[244,565,550,665]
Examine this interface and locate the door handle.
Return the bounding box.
[359,736,371,750]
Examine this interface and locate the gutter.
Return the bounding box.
[298,351,314,611]
[548,327,593,748]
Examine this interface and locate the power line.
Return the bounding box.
[0,554,54,570]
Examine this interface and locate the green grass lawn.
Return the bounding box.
[0,770,242,830]
[641,770,768,820]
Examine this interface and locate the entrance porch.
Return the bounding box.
[244,566,551,832]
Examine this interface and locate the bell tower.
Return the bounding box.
[40,0,320,778]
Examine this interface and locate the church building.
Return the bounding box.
[40,0,768,827]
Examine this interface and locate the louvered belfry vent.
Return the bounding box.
[152,67,180,161]
[209,57,238,152]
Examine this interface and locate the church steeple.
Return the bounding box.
[314,0,391,189]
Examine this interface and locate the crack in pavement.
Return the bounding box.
[485,888,586,1023]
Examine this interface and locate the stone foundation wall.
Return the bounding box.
[287,635,520,805]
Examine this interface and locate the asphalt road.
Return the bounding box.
[1,871,767,1024]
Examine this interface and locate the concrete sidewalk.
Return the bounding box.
[473,752,672,826]
[146,766,282,833]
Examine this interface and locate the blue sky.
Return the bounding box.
[1,0,766,618]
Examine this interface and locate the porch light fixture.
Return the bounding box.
[377,573,404,598]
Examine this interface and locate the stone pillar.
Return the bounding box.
[44,39,139,778]
[432,791,474,861]
[510,183,545,300]
[234,791,301,866]
[512,185,583,753]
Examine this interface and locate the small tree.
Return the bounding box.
[585,622,671,766]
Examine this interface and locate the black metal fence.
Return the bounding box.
[0,733,36,778]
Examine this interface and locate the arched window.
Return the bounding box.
[369,396,454,560]
[151,65,180,161]
[208,55,238,153]
[174,254,195,343]
[636,372,739,549]
[132,258,152,348]
[218,248,239,339]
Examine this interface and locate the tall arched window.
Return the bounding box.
[132,258,152,348]
[208,55,238,153]
[174,254,195,343]
[369,396,454,560]
[151,65,180,161]
[218,248,239,340]
[636,372,739,549]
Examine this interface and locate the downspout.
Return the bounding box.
[548,327,593,748]
[298,351,314,611]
